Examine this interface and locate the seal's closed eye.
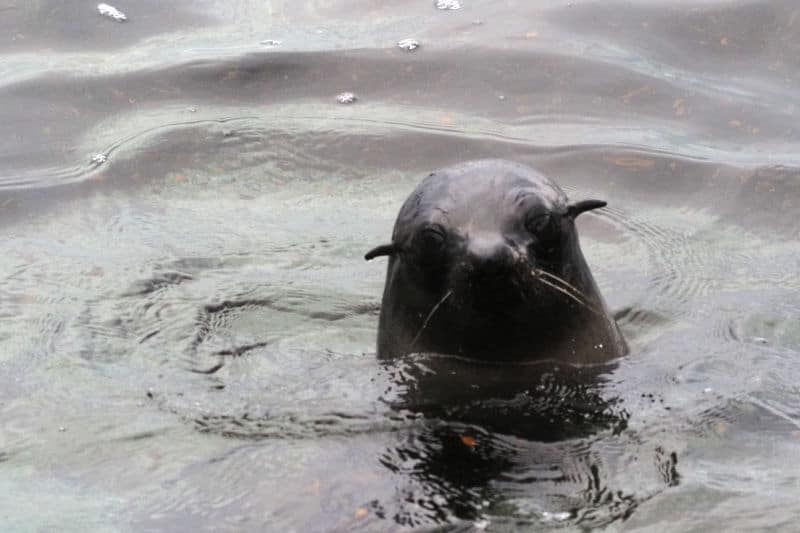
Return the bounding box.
[525,212,552,235]
[365,243,397,261]
[415,225,446,253]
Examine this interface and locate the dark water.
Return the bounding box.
[2,1,800,531]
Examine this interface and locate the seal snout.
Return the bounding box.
[466,234,517,273]
[460,234,525,302]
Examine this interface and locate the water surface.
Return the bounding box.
[1,1,800,531]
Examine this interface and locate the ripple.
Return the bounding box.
[595,203,741,322]
[192,410,417,440]
[184,291,377,374]
[123,271,194,297]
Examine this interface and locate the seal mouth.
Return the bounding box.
[445,263,601,322]
[467,278,528,309]
[444,272,531,320]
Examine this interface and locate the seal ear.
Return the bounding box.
[365,243,398,261]
[567,199,607,218]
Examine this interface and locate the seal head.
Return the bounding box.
[367,160,627,363]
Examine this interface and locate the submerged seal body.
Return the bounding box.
[366,160,627,363]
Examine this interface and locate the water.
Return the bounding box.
[1,0,799,531]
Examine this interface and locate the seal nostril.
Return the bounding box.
[467,241,516,279]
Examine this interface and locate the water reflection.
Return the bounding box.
[369,356,678,528]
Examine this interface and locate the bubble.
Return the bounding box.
[541,511,572,522]
[397,38,420,51]
[435,0,462,10]
[97,3,127,22]
[336,92,358,104]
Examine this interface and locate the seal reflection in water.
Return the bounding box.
[366,160,627,363]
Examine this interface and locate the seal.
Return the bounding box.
[365,160,627,363]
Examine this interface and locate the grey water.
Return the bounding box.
[1,0,799,531]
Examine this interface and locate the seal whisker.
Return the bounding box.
[534,269,589,302]
[409,290,453,350]
[532,271,603,316]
